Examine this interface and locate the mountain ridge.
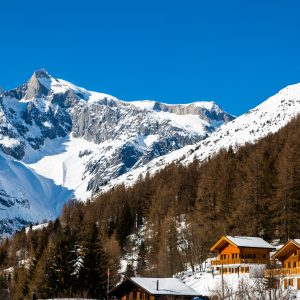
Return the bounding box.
[101,82,300,193]
[0,70,233,234]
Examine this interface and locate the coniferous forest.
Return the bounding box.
[1,115,300,299]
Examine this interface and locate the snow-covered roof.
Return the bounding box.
[128,277,200,296]
[211,235,275,251]
[294,239,300,246]
[226,236,275,249]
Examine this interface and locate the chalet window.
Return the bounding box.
[289,278,294,286]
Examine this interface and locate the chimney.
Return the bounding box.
[156,280,159,291]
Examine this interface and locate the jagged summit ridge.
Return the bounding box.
[0,70,234,234]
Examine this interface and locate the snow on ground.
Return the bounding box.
[56,78,119,104]
[143,135,159,147]
[182,264,300,299]
[0,136,21,148]
[25,222,48,233]
[130,100,219,111]
[27,136,101,200]
[156,111,211,135]
[0,150,73,223]
[130,100,157,110]
[183,269,249,297]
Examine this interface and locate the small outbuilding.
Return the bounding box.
[109,277,206,300]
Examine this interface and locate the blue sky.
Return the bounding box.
[1,0,300,115]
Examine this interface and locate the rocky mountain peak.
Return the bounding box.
[33,68,51,79]
[24,68,53,100]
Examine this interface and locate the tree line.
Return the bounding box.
[1,115,300,298]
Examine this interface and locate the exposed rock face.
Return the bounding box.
[0,69,234,234]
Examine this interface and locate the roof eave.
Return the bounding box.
[238,246,276,250]
[210,235,238,251]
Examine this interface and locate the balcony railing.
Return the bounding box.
[211,258,269,266]
[265,267,300,277]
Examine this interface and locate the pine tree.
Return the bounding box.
[44,226,78,297]
[116,201,133,249]
[125,263,135,277]
[77,223,108,299]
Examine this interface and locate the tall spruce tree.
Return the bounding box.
[77,222,108,299]
[44,226,78,297]
[116,201,133,249]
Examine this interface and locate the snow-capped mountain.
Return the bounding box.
[0,69,233,233]
[103,82,300,191]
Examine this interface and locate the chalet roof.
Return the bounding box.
[272,239,300,260]
[226,236,275,249]
[294,239,300,245]
[211,235,275,251]
[110,277,200,297]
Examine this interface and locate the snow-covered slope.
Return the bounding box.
[0,69,233,233]
[101,82,300,191]
[0,151,72,234]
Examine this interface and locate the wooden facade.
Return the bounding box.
[109,277,205,300]
[265,239,300,290]
[210,236,274,274]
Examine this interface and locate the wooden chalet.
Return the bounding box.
[210,235,275,275]
[265,239,300,290]
[109,277,206,300]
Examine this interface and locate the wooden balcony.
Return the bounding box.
[211,258,269,266]
[265,267,300,277]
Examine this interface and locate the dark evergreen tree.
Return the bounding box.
[116,201,133,249]
[125,263,135,277]
[44,226,78,297]
[77,222,108,299]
